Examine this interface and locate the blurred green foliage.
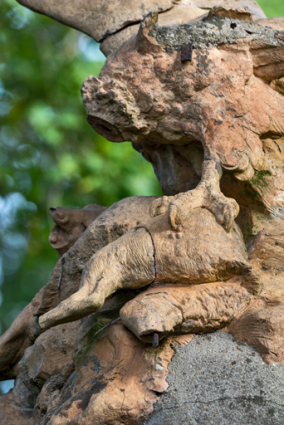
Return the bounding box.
[0,0,283,393]
[258,0,283,18]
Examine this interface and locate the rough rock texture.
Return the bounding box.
[150,158,240,231]
[2,1,284,424]
[32,323,175,425]
[0,196,156,376]
[185,0,265,18]
[100,4,207,57]
[0,391,33,425]
[16,0,174,42]
[49,204,106,256]
[18,321,79,395]
[143,332,284,425]
[229,219,284,364]
[120,281,249,341]
[17,290,193,425]
[0,289,45,380]
[38,205,257,330]
[83,11,284,239]
[16,0,266,57]
[257,16,284,31]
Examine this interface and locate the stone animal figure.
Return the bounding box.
[38,163,259,331]
[0,192,258,378]
[82,9,284,238]
[49,204,106,256]
[15,1,284,239]
[3,1,284,424]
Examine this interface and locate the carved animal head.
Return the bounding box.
[49,204,106,256]
[82,9,284,197]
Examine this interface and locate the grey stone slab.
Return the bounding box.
[144,332,284,425]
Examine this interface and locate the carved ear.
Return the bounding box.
[250,24,284,82]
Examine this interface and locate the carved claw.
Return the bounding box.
[169,203,178,230]
[150,159,240,231]
[168,189,239,232]
[150,196,172,217]
[210,195,239,231]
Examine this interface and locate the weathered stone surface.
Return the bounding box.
[16,0,174,42]
[49,204,106,256]
[182,0,265,19]
[229,219,284,364]
[230,299,284,365]
[256,16,284,31]
[3,2,284,424]
[246,219,284,293]
[0,197,155,375]
[101,4,207,56]
[83,12,284,239]
[207,5,253,21]
[83,13,283,147]
[251,39,284,81]
[42,323,172,425]
[0,289,44,380]
[0,391,33,425]
[28,292,192,425]
[144,332,284,425]
[38,206,256,330]
[120,281,249,342]
[221,136,284,241]
[150,159,240,231]
[0,378,36,425]
[271,76,284,95]
[16,0,265,59]
[18,321,79,394]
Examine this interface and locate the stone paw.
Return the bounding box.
[151,190,239,232]
[150,196,173,217]
[209,194,240,231]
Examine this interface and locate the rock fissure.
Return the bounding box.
[137,225,158,282]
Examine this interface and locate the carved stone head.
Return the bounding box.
[82,10,284,198]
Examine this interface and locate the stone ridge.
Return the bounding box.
[150,16,283,52]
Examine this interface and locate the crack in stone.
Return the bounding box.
[138,226,158,282]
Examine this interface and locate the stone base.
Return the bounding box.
[144,332,284,425]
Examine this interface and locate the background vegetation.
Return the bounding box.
[0,0,283,392]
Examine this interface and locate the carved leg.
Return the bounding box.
[39,228,155,330]
[151,158,239,231]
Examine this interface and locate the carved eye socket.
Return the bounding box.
[87,115,124,143]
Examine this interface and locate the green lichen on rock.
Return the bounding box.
[251,170,272,189]
[150,16,283,52]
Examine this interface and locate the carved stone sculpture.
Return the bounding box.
[2,0,284,424]
[48,204,106,256]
